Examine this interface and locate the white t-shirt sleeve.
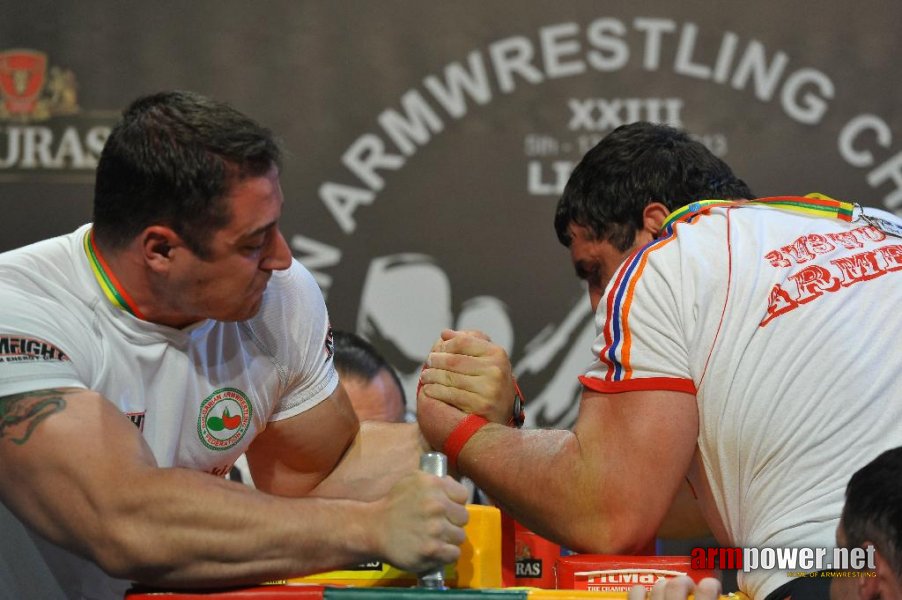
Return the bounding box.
[246,259,338,421]
[580,235,697,395]
[0,287,90,397]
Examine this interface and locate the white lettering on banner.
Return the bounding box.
[524,134,560,157]
[319,182,375,235]
[423,51,492,118]
[0,125,108,169]
[541,22,586,79]
[310,15,900,291]
[840,115,891,168]
[342,134,404,192]
[839,114,902,210]
[674,22,714,79]
[781,68,834,125]
[489,36,544,93]
[526,126,729,196]
[378,90,444,156]
[633,17,675,70]
[870,154,902,210]
[528,160,574,195]
[567,98,684,131]
[712,32,740,83]
[0,52,113,177]
[586,19,629,71]
[729,41,789,102]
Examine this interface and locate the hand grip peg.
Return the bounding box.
[417,451,448,589]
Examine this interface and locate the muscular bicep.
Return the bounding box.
[570,388,699,546]
[245,383,359,497]
[0,387,158,556]
[657,479,711,539]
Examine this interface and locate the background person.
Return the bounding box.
[831,446,902,600]
[0,90,467,600]
[333,329,409,423]
[416,122,902,600]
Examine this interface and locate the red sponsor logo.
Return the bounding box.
[0,49,78,122]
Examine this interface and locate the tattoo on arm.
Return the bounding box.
[0,389,68,445]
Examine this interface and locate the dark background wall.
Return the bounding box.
[2,1,900,426]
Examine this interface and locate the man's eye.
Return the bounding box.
[244,235,267,252]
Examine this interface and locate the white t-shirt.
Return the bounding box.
[0,224,339,599]
[581,199,902,599]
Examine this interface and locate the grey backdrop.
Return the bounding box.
[2,1,900,426]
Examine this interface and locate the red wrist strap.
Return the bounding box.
[442,414,489,471]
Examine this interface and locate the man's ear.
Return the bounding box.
[642,202,671,235]
[859,544,897,600]
[141,226,181,271]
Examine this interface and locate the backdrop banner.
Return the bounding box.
[2,1,900,425]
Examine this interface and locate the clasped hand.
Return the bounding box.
[417,329,515,425]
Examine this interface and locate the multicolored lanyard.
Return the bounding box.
[660,193,855,236]
[83,228,147,319]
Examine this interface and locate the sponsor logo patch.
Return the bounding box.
[197,387,253,451]
[0,335,69,362]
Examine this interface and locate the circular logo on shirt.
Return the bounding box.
[197,387,253,451]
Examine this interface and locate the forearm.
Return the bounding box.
[308,421,425,501]
[0,388,382,588]
[416,333,699,553]
[418,398,654,553]
[23,461,382,587]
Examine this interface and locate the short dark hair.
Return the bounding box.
[842,447,902,581]
[554,121,753,251]
[333,330,406,408]
[92,90,281,257]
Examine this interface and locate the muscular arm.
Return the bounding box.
[658,479,711,540]
[246,383,427,501]
[417,386,698,553]
[0,387,463,588]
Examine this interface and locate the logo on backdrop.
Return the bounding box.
[0,49,114,177]
[290,16,902,428]
[286,240,595,428]
[0,50,78,122]
[525,97,729,196]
